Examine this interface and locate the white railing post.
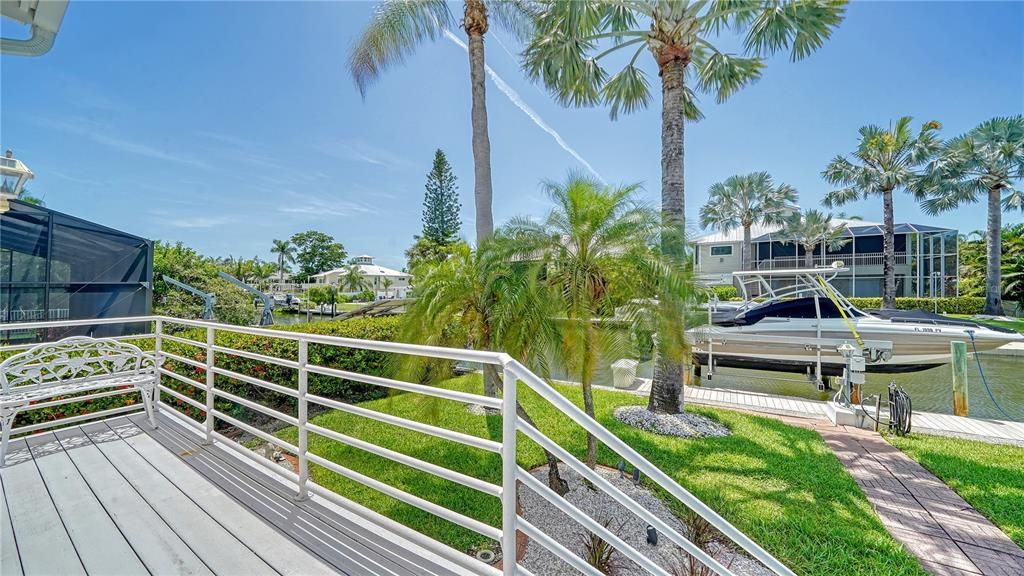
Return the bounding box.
[501,364,517,576]
[296,338,309,501]
[203,326,215,445]
[154,318,163,358]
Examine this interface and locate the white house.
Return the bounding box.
[311,255,412,299]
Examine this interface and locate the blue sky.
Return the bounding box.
[2,1,1021,271]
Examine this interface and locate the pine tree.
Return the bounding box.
[421,149,461,245]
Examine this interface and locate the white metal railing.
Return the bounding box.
[757,251,908,270]
[0,315,795,576]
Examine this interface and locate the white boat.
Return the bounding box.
[690,265,1023,376]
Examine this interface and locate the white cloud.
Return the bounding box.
[316,139,413,170]
[442,30,605,184]
[277,192,377,218]
[165,215,235,228]
[40,117,211,169]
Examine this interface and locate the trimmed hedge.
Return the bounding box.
[698,285,739,302]
[847,296,986,315]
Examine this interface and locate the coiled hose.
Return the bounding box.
[860,382,912,435]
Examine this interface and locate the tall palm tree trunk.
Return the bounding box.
[882,189,897,309]
[465,0,493,244]
[986,187,1005,315]
[804,244,814,268]
[742,224,752,271]
[581,335,597,469]
[278,254,285,284]
[649,56,687,415]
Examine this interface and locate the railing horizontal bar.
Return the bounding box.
[158,384,207,412]
[511,359,793,575]
[161,333,206,349]
[213,388,298,426]
[304,451,501,541]
[518,518,604,576]
[157,400,205,432]
[518,470,670,576]
[161,350,205,369]
[0,333,155,354]
[0,317,154,331]
[11,404,145,435]
[516,420,734,576]
[302,482,499,576]
[211,344,300,370]
[306,392,501,453]
[306,364,502,409]
[21,388,139,411]
[210,366,299,399]
[209,429,301,483]
[305,422,501,497]
[212,410,300,455]
[158,367,205,389]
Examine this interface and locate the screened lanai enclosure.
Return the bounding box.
[753,223,959,298]
[0,198,152,343]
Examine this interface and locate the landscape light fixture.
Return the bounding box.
[1,0,69,56]
[0,149,34,213]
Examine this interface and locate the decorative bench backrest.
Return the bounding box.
[0,336,158,395]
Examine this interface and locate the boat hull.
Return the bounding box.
[688,317,1019,376]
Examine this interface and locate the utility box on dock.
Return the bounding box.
[611,359,639,389]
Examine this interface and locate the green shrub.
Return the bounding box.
[697,285,739,302]
[847,296,985,314]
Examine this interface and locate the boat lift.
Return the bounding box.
[162,275,216,321]
[217,271,274,326]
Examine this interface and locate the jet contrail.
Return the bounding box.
[443,30,606,184]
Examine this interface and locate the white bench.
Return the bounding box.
[1,336,162,463]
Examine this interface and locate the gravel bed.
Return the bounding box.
[613,406,731,438]
[520,464,772,576]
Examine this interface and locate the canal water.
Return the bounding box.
[554,353,1024,422]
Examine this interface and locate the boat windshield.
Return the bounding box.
[715,266,865,320]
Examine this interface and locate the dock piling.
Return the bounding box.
[951,341,969,417]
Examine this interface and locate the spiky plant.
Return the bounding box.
[779,209,849,268]
[580,518,626,575]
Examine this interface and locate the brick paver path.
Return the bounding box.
[814,424,1024,575]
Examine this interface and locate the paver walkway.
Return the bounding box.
[813,423,1024,576]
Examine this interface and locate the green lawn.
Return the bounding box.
[888,433,1024,548]
[947,314,1024,334]
[277,375,922,575]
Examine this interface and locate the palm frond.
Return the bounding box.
[349,0,455,97]
[744,1,847,62]
[695,52,763,103]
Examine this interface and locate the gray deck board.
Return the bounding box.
[105,418,335,576]
[77,421,279,576]
[129,413,441,576]
[0,470,24,576]
[2,413,486,576]
[51,425,213,576]
[23,432,149,575]
[1,438,86,576]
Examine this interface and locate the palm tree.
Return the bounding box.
[340,264,369,294]
[402,241,570,494]
[524,0,844,414]
[381,277,394,299]
[823,117,941,309]
[779,209,849,268]
[270,239,296,284]
[499,174,696,466]
[921,116,1024,315]
[699,172,797,272]
[350,1,531,244]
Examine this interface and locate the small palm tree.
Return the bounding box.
[699,172,797,272]
[381,277,394,299]
[921,115,1024,315]
[524,0,845,414]
[350,0,532,243]
[823,117,941,308]
[270,239,295,284]
[500,174,696,467]
[340,264,369,294]
[780,209,849,268]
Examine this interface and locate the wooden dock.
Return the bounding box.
[1,413,484,576]
[623,380,1024,447]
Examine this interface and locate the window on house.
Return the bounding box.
[710,245,733,256]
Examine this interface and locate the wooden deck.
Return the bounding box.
[625,380,1024,446]
[1,413,483,576]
